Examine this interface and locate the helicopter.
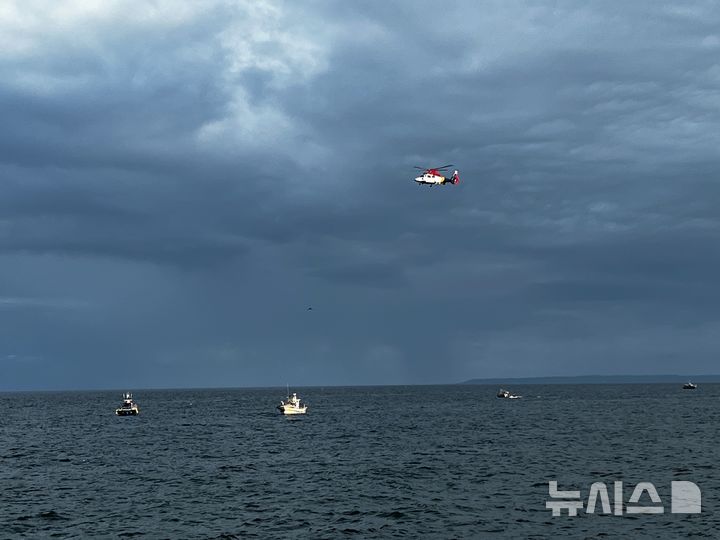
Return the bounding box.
[413,164,460,186]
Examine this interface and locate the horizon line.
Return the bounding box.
[2,373,720,393]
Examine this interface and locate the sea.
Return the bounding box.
[0,384,717,538]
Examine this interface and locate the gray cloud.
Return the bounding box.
[1,1,719,389]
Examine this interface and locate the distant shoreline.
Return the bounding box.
[3,375,720,393]
[461,374,720,385]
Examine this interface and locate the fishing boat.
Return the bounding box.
[277,388,308,415]
[115,392,140,415]
[497,388,522,399]
[683,382,697,390]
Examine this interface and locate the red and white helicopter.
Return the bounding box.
[413,164,460,186]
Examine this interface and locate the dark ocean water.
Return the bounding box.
[0,384,717,538]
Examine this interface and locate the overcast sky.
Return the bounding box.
[1,1,719,390]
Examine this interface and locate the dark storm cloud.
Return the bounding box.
[1,1,720,389]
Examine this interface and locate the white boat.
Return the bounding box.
[683,382,697,390]
[497,388,522,399]
[277,390,308,415]
[115,392,140,415]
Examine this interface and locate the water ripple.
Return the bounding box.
[0,384,717,538]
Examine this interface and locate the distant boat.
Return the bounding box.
[277,387,308,415]
[115,392,140,415]
[683,382,697,390]
[497,388,522,399]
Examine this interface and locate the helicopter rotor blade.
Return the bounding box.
[414,164,453,170]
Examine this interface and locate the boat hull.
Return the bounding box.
[115,408,139,416]
[277,406,308,415]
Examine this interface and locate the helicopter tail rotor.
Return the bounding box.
[451,170,460,184]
